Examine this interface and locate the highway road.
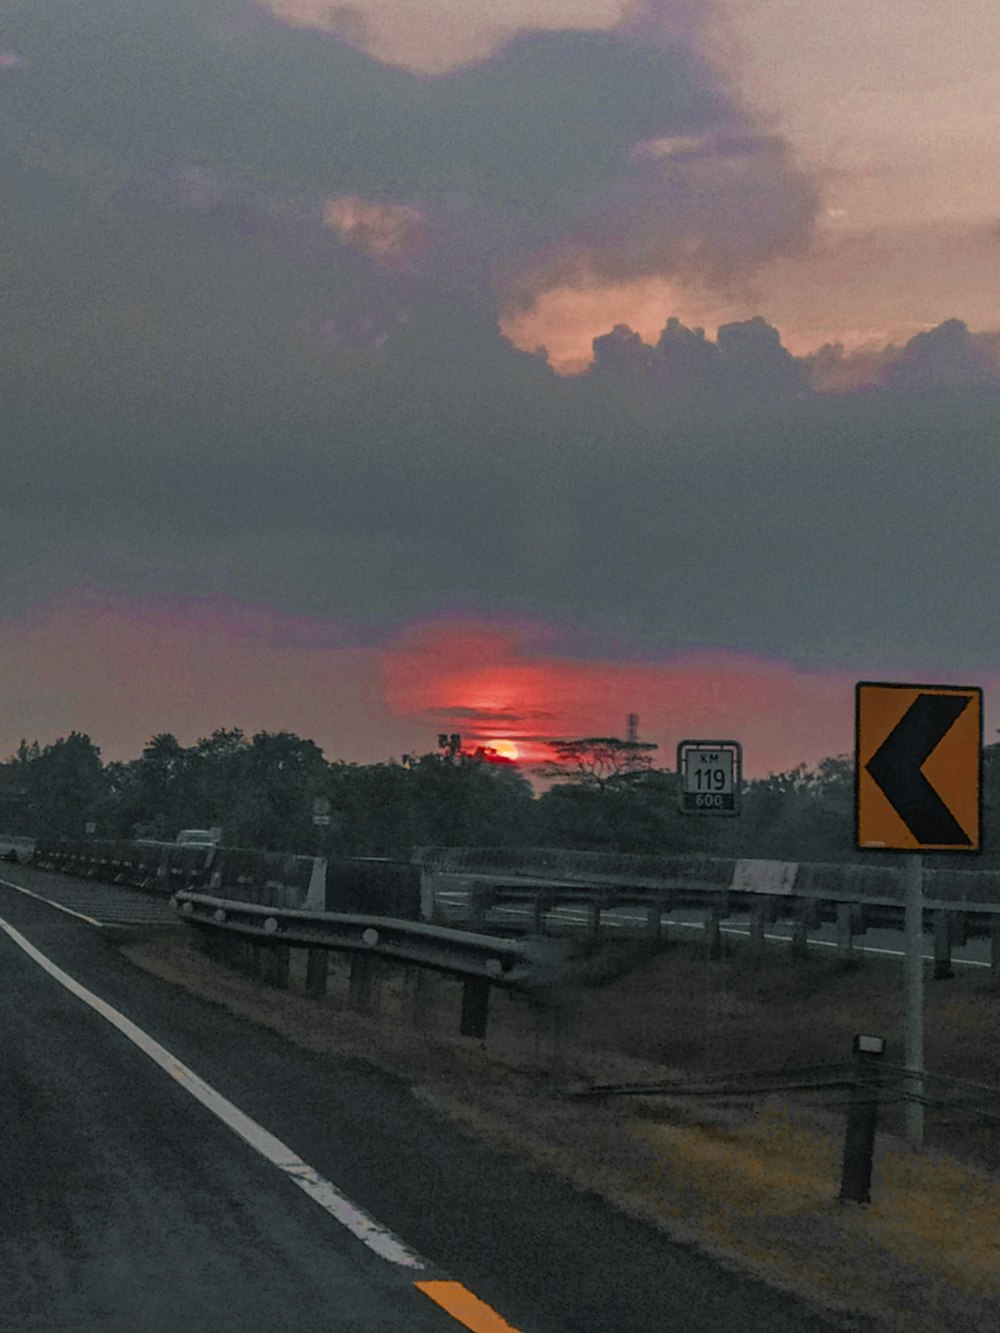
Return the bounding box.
[0,870,841,1332]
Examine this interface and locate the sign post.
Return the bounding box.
[855,682,982,1147]
[676,740,742,816]
[902,855,925,1146]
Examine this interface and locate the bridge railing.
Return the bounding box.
[414,845,1000,906]
[416,849,1000,982]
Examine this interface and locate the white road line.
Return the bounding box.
[714,927,992,970]
[0,876,176,926]
[0,876,103,926]
[0,914,426,1271]
[673,919,991,969]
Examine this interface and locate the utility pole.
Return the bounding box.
[626,713,639,771]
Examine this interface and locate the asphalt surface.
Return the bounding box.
[1,868,840,1332]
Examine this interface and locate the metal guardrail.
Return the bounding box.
[171,890,566,987]
[171,889,571,1039]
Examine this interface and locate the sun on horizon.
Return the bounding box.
[485,738,519,761]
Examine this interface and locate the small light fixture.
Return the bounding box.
[854,1034,885,1055]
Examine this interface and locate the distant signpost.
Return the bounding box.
[676,740,742,815]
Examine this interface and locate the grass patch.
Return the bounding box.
[122,929,1000,1332]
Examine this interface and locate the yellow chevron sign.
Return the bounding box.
[855,682,981,852]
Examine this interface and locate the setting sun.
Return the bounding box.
[488,738,519,761]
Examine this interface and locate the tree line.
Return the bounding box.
[3,730,1000,868]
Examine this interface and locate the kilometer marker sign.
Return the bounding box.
[677,740,742,816]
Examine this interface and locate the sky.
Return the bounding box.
[2,0,999,780]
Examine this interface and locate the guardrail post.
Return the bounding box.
[460,977,490,1039]
[261,944,290,989]
[402,965,433,1028]
[194,924,219,961]
[839,1034,885,1204]
[531,893,550,935]
[230,937,252,976]
[932,911,954,980]
[245,941,263,979]
[539,994,570,1083]
[949,911,968,949]
[305,949,328,999]
[217,932,245,969]
[705,907,723,962]
[991,919,1000,989]
[790,906,810,960]
[350,953,375,1012]
[467,883,491,930]
[645,901,662,941]
[585,900,602,941]
[836,903,855,965]
[852,904,867,941]
[749,906,766,964]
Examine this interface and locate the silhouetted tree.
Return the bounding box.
[14,732,107,839]
[536,737,658,792]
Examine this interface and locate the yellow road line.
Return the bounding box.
[415,1281,524,1332]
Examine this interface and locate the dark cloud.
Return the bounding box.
[2,0,817,313]
[3,297,1000,678]
[503,133,818,313]
[3,2,999,684]
[805,320,1000,394]
[881,319,1000,393]
[592,315,1000,400]
[591,315,806,400]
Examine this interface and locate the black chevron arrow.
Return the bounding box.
[865,693,972,845]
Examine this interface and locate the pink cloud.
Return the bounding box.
[323,196,428,270]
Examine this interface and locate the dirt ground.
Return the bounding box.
[124,928,1000,1333]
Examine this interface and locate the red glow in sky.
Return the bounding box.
[4,599,995,781]
[379,619,864,777]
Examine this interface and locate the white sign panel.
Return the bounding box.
[676,739,742,815]
[731,859,798,895]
